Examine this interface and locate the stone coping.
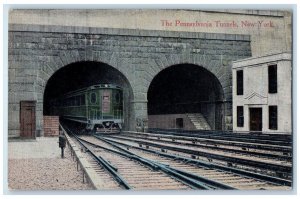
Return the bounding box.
[9,23,251,41]
[232,52,292,68]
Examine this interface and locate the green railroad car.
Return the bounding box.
[50,84,123,131]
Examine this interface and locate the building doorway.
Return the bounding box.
[176,118,184,129]
[20,101,36,138]
[249,108,262,131]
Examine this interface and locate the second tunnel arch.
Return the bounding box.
[147,64,225,130]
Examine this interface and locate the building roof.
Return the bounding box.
[232,52,291,69]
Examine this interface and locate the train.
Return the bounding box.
[50,84,124,131]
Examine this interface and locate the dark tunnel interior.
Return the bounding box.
[43,61,134,129]
[147,64,224,129]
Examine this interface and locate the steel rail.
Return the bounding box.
[111,134,291,161]
[148,129,292,146]
[101,135,292,174]
[95,135,291,187]
[76,135,211,190]
[74,135,206,189]
[62,125,132,190]
[92,135,236,190]
[122,131,292,153]
[148,128,292,142]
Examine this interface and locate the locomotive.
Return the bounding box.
[50,84,123,131]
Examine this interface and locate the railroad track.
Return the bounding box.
[122,131,291,154]
[60,123,292,190]
[63,125,236,190]
[75,136,190,190]
[92,134,291,190]
[99,133,292,179]
[148,129,292,146]
[62,125,126,190]
[78,150,125,190]
[74,135,239,190]
[112,132,291,161]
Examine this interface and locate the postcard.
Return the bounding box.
[6,8,293,192]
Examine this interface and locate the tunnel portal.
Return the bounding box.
[147,64,224,130]
[43,61,134,130]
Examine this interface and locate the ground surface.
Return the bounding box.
[8,137,93,190]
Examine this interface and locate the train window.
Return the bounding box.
[80,95,85,105]
[115,92,120,103]
[76,96,80,106]
[91,92,97,104]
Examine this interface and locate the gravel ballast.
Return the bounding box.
[8,137,94,190]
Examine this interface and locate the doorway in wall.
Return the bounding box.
[249,108,262,131]
[20,101,36,138]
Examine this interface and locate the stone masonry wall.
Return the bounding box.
[148,114,197,130]
[8,24,251,137]
[9,9,291,57]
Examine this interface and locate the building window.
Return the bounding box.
[115,92,120,103]
[80,95,85,105]
[236,70,243,95]
[237,106,244,127]
[269,106,278,130]
[268,65,277,93]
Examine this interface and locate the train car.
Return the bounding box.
[50,84,123,131]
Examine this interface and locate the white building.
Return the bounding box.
[232,52,292,134]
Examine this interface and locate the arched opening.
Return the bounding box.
[147,64,224,130]
[43,61,134,130]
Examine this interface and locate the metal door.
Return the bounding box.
[20,101,36,138]
[249,108,262,131]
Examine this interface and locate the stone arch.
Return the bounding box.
[147,63,226,130]
[40,49,135,88]
[143,53,231,102]
[38,51,135,132]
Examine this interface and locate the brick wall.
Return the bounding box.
[43,116,59,136]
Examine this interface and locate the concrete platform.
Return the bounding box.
[8,137,93,190]
[9,137,61,159]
